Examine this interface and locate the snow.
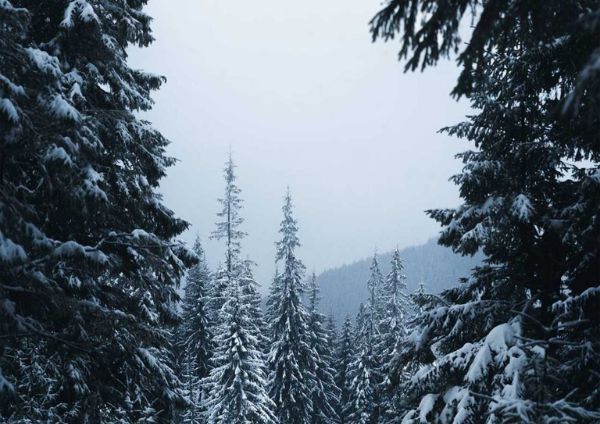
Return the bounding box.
[0,370,14,395]
[418,393,437,423]
[553,285,600,312]
[132,229,151,239]
[466,323,517,383]
[46,94,80,121]
[25,47,61,77]
[460,222,486,244]
[440,386,467,424]
[511,194,534,222]
[44,145,73,166]
[61,0,99,28]
[466,344,492,383]
[0,98,19,123]
[1,298,16,316]
[0,231,27,263]
[81,165,108,201]
[0,75,25,96]
[0,0,21,12]
[53,240,108,264]
[25,223,53,249]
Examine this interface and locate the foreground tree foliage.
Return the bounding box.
[0,1,195,422]
[372,1,600,422]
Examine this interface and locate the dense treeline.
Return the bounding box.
[173,155,420,424]
[1,0,598,423]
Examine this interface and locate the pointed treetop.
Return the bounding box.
[367,252,383,311]
[192,233,205,258]
[211,153,247,272]
[275,188,301,263]
[389,247,407,291]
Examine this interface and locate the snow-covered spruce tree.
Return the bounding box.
[366,254,384,322]
[207,154,247,328]
[210,153,246,276]
[176,236,213,423]
[377,249,411,367]
[345,304,379,424]
[203,155,273,423]
[202,271,276,424]
[344,255,384,423]
[377,249,413,423]
[307,273,340,423]
[0,1,194,421]
[372,1,600,422]
[267,190,315,424]
[334,315,354,424]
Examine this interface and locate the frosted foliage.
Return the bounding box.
[1,0,193,420]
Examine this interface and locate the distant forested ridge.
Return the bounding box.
[316,238,482,319]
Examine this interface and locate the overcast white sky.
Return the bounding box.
[129,0,471,288]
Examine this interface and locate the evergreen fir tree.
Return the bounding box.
[203,156,273,423]
[0,1,194,421]
[377,248,412,375]
[372,1,600,422]
[307,273,340,424]
[178,348,202,424]
[203,274,276,424]
[177,236,213,423]
[345,305,378,424]
[334,316,354,424]
[207,154,247,331]
[366,254,384,324]
[344,255,384,423]
[210,153,246,275]
[267,189,315,424]
[377,249,412,423]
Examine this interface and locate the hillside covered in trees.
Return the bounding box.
[317,239,483,319]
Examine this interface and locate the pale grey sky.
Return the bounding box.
[129,0,470,289]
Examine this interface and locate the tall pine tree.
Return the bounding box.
[0,1,194,421]
[334,315,355,424]
[267,189,315,424]
[207,154,247,329]
[307,273,340,424]
[210,153,246,275]
[344,255,384,424]
[345,304,378,424]
[203,156,273,423]
[377,249,413,423]
[176,236,213,423]
[377,248,412,376]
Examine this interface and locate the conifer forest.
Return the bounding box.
[1,1,599,423]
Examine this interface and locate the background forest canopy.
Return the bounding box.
[1,1,599,424]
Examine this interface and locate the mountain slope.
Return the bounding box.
[317,238,483,320]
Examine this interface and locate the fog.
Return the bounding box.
[128,0,471,289]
